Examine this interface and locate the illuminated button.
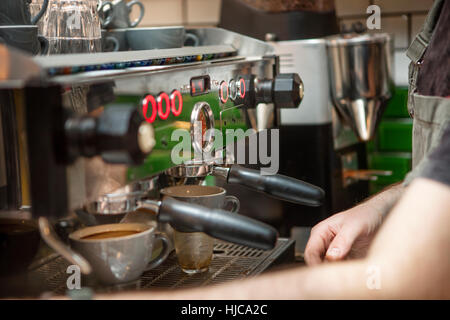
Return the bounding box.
[170,90,183,116]
[219,81,229,103]
[142,95,157,123]
[157,92,171,120]
[239,78,246,98]
[229,79,237,100]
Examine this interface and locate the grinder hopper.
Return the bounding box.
[326,33,394,141]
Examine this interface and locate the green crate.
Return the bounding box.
[383,87,410,118]
[378,119,413,152]
[368,152,412,185]
[368,152,412,195]
[366,138,377,153]
[203,175,216,186]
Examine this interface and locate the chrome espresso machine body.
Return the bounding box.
[0,27,323,295]
[1,27,313,214]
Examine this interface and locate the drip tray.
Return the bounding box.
[27,239,294,296]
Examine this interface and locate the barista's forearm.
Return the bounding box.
[96,261,375,300]
[186,261,372,300]
[357,182,404,219]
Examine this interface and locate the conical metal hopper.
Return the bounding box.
[326,33,394,141]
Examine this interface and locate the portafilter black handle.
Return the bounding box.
[227,165,324,207]
[157,197,278,250]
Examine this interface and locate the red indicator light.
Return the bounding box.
[239,78,246,98]
[157,92,171,120]
[190,75,210,96]
[142,94,157,123]
[171,90,183,116]
[198,80,204,92]
[220,81,229,103]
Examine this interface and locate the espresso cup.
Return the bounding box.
[97,1,115,28]
[101,29,125,52]
[69,222,170,284]
[101,0,144,29]
[0,0,48,26]
[102,34,120,52]
[160,185,240,274]
[0,25,48,55]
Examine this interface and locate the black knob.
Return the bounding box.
[65,106,155,165]
[254,73,304,109]
[273,73,304,109]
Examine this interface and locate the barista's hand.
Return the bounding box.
[304,204,383,265]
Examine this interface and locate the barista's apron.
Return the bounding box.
[403,0,450,185]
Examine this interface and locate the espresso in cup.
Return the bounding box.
[69,222,170,284]
[81,230,141,240]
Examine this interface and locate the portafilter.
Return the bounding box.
[167,163,325,207]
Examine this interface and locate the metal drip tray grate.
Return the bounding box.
[27,239,294,295]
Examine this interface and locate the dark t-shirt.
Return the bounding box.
[416,0,450,97]
[419,122,450,186]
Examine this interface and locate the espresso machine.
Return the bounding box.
[0,27,325,297]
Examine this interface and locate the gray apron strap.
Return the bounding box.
[402,0,448,187]
[406,0,445,64]
[406,0,444,115]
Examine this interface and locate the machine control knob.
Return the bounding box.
[273,73,303,108]
[255,73,304,109]
[65,106,155,164]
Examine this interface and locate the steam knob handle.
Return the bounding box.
[255,73,303,109]
[273,73,303,109]
[65,106,155,164]
[96,106,155,164]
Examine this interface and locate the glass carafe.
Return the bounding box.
[43,0,102,54]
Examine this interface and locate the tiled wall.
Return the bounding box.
[336,0,434,86]
[134,0,222,27]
